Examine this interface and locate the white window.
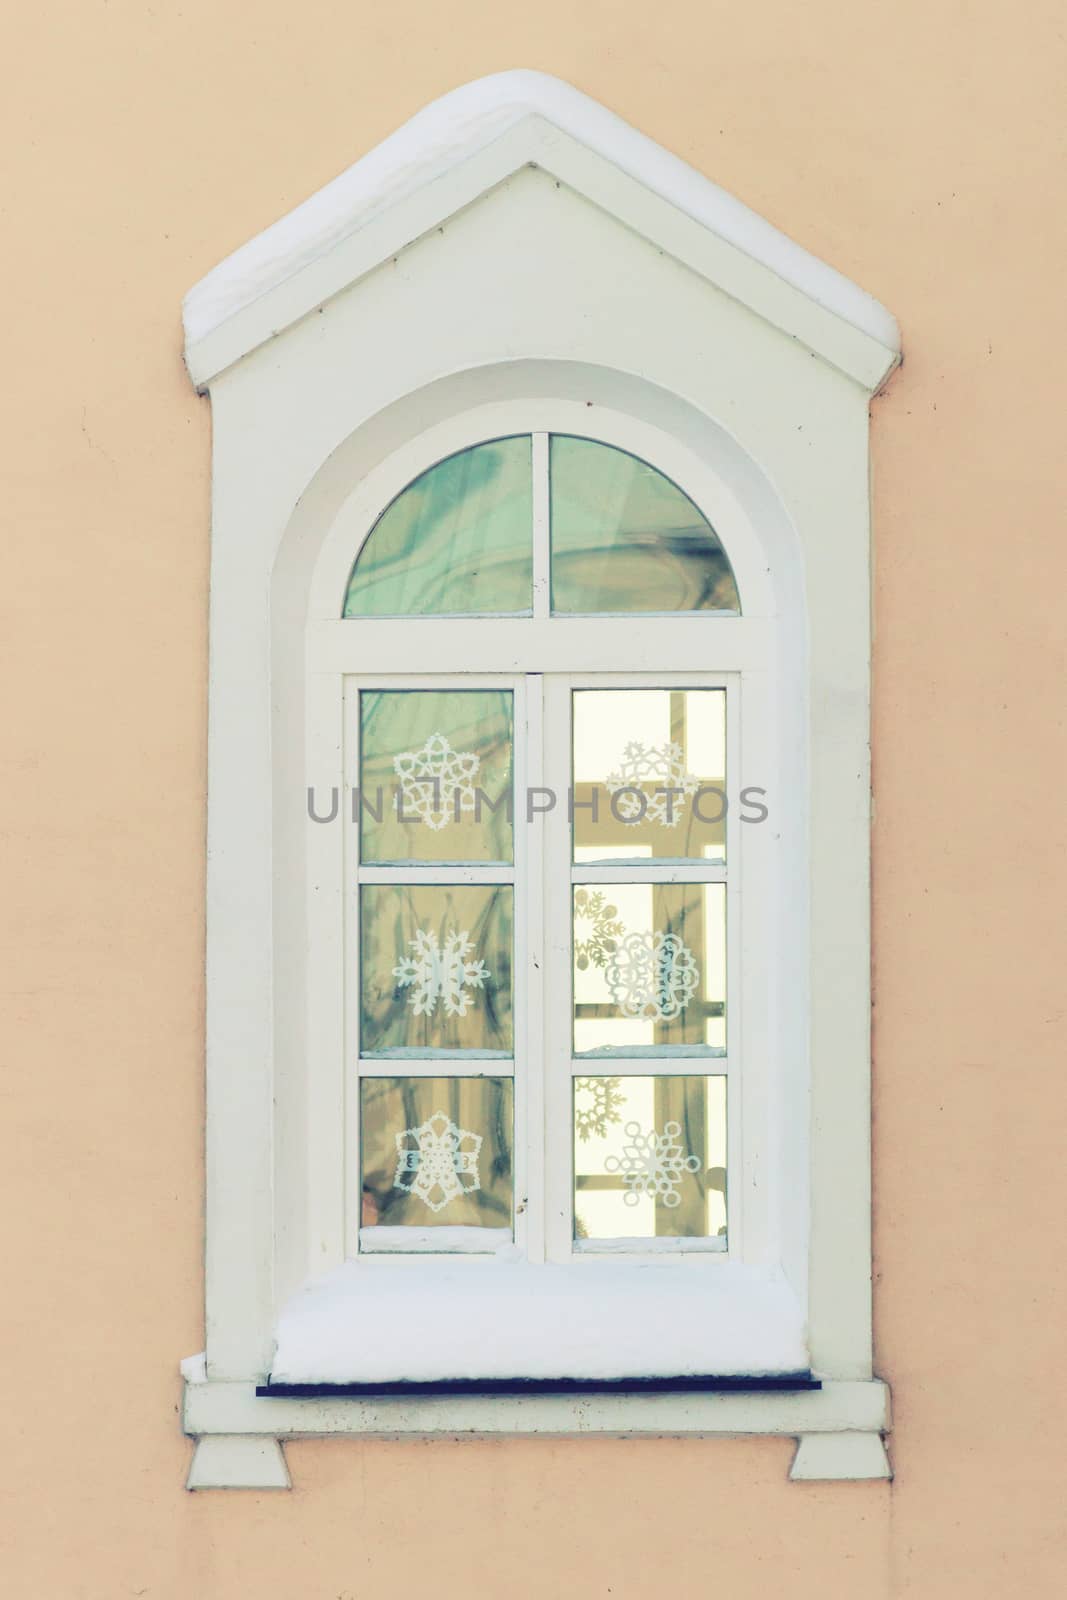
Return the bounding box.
[181,71,899,1490]
[288,417,776,1374]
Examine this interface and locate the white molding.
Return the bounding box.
[185,1375,889,1436]
[183,1371,889,1487]
[183,72,899,392]
[181,1376,890,1487]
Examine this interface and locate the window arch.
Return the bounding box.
[341,434,740,618]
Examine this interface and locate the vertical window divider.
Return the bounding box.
[725,671,743,1258]
[542,675,574,1262]
[531,433,550,620]
[519,673,546,1262]
[341,677,362,1262]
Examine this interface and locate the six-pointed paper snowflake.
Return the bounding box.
[574,1076,626,1141]
[573,887,625,971]
[393,1108,483,1212]
[606,1119,700,1207]
[604,930,699,1021]
[605,740,699,828]
[393,731,480,831]
[392,927,488,1017]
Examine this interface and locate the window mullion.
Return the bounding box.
[517,672,546,1261]
[541,674,575,1262]
[531,433,550,619]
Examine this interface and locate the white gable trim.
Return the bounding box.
[183,70,900,393]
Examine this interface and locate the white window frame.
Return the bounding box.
[179,70,900,1490]
[302,407,772,1283]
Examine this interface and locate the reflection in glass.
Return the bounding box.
[550,436,739,613]
[343,437,532,616]
[361,885,513,1053]
[360,690,513,863]
[573,688,726,862]
[574,1075,726,1242]
[361,1077,513,1232]
[573,883,725,1054]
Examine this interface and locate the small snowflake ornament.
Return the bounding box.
[393,927,489,1017]
[604,930,699,1021]
[574,1076,626,1141]
[606,1119,700,1207]
[393,1109,483,1212]
[573,887,625,971]
[393,731,480,831]
[604,740,699,828]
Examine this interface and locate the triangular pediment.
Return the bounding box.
[184,70,899,392]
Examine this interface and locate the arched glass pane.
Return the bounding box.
[550,436,739,613]
[343,436,532,616]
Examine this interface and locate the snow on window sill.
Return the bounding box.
[269,1257,809,1385]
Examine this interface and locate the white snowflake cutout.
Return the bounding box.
[604,740,699,828]
[393,732,480,831]
[392,927,489,1017]
[574,1076,626,1142]
[573,887,625,971]
[393,1109,483,1212]
[604,930,699,1021]
[606,1119,700,1207]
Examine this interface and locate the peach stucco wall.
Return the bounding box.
[3,3,1065,1595]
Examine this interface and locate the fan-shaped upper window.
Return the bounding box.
[342,434,740,617]
[341,436,533,616]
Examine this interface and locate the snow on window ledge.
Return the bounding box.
[268,1259,809,1385]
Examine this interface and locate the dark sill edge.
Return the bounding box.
[255,1373,821,1399]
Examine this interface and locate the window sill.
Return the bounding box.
[182,1364,891,1488]
[181,1260,891,1487]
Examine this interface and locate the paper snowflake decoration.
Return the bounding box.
[604,930,699,1021]
[606,1120,700,1207]
[604,740,699,828]
[392,927,489,1017]
[393,732,480,831]
[393,1109,482,1212]
[574,1076,626,1141]
[573,887,625,971]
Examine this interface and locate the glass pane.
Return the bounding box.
[574,1075,727,1242]
[550,436,739,613]
[343,437,532,616]
[360,690,513,863]
[573,883,725,1054]
[361,1077,513,1232]
[573,688,726,862]
[361,884,513,1054]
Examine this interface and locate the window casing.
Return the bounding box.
[181,69,898,1487]
[300,406,778,1303]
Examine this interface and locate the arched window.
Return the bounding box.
[325,428,745,1270]
[341,435,740,616]
[295,399,779,1307]
[181,72,899,1490]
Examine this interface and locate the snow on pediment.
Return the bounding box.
[183,70,899,391]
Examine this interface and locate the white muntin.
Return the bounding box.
[181,69,899,1488]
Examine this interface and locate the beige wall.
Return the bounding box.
[3,3,1064,1594]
